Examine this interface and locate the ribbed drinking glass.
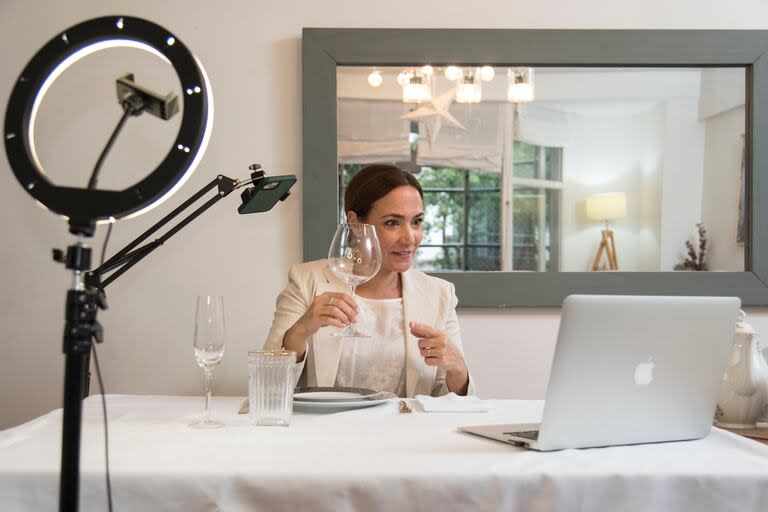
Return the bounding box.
[248,350,296,426]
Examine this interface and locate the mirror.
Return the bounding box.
[303,29,768,306]
[337,65,746,273]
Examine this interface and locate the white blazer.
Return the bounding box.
[263,259,476,397]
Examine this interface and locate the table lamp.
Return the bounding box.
[586,192,626,271]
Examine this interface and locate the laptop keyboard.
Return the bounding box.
[503,430,539,440]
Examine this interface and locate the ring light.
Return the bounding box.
[4,15,213,232]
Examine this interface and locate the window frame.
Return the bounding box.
[418,167,503,272]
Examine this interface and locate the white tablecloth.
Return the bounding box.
[1,395,767,511]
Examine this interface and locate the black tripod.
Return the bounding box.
[52,165,279,511]
[54,234,106,511]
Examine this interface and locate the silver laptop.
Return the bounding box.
[460,294,740,451]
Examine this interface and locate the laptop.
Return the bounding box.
[460,294,740,451]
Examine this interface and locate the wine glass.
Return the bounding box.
[328,223,382,338]
[191,295,226,428]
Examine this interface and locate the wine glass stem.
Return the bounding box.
[203,369,213,421]
[348,283,358,329]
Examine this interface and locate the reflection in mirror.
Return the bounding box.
[34,47,182,190]
[337,66,746,273]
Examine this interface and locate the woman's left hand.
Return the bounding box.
[409,321,468,377]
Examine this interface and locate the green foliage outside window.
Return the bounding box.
[338,141,560,272]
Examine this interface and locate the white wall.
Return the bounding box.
[658,98,707,270]
[558,98,708,272]
[700,68,746,119]
[701,107,746,269]
[2,0,768,429]
[699,68,746,270]
[560,105,665,271]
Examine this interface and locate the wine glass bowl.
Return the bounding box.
[191,295,226,428]
[328,223,382,337]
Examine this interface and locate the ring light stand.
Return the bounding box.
[4,16,224,512]
[5,17,297,511]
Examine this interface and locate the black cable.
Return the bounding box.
[87,96,143,190]
[86,92,144,509]
[91,343,113,512]
[87,108,132,189]
[95,215,115,511]
[87,93,145,509]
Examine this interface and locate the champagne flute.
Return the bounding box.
[328,223,382,338]
[191,295,226,428]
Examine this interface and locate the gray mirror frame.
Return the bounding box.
[302,28,768,307]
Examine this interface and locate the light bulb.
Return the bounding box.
[367,70,383,87]
[421,65,434,76]
[479,65,495,81]
[444,65,461,81]
[396,70,411,86]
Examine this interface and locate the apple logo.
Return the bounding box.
[634,357,655,386]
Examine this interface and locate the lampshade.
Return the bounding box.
[507,67,534,103]
[456,69,481,104]
[402,72,431,103]
[586,192,627,221]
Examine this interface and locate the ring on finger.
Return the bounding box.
[327,296,335,305]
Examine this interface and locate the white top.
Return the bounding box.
[264,259,476,397]
[2,395,768,511]
[334,296,406,396]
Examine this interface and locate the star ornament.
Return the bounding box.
[400,87,465,146]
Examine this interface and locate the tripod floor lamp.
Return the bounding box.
[586,192,626,271]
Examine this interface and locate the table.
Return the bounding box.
[1,395,767,511]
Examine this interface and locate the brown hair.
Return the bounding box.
[344,164,423,220]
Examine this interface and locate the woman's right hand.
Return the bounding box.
[296,292,358,336]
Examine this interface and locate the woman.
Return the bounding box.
[264,164,474,397]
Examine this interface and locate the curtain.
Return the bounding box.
[336,99,568,171]
[416,102,504,172]
[337,99,411,164]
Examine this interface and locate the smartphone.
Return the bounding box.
[237,175,297,214]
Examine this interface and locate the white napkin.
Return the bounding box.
[414,393,489,413]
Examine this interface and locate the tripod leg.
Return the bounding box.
[55,236,104,511]
[60,351,87,512]
[59,277,101,511]
[607,230,618,270]
[592,231,608,271]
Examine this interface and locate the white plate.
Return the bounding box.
[293,396,394,413]
[295,391,368,401]
[293,386,381,402]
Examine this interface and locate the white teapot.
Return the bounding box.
[714,310,768,428]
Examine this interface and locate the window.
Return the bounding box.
[417,167,501,271]
[339,143,562,272]
[508,141,562,272]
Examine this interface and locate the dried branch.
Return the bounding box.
[674,223,708,271]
